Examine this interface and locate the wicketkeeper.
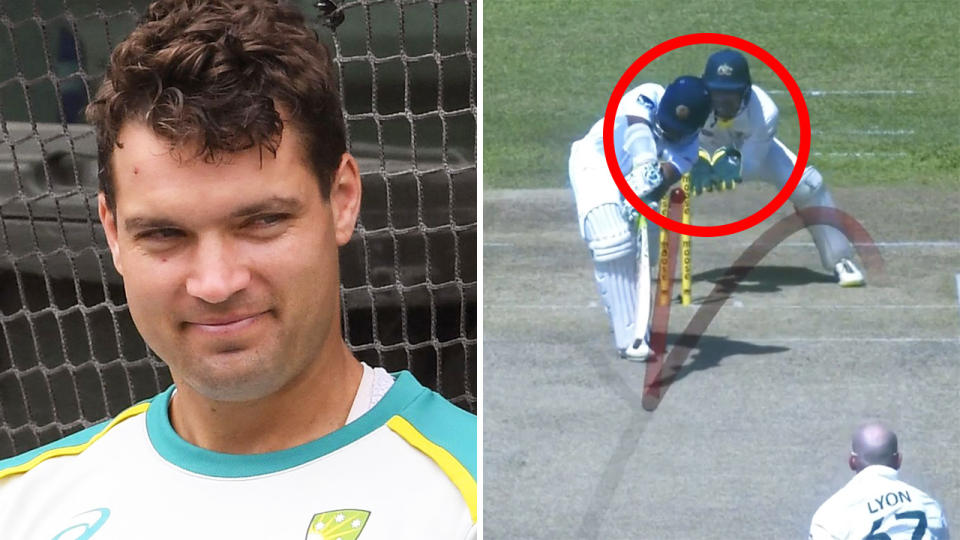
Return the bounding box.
[694,49,866,286]
[568,76,711,359]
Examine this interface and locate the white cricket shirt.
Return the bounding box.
[0,369,477,539]
[576,83,700,177]
[809,465,949,539]
[698,84,779,180]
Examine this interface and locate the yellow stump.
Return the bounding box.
[657,190,671,306]
[656,176,694,306]
[680,174,692,306]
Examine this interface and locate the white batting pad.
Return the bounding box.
[584,204,638,351]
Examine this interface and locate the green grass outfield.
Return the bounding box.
[483,1,959,189]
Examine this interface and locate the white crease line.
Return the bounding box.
[485,337,957,344]
[812,152,908,157]
[813,130,914,136]
[735,241,960,248]
[488,304,597,310]
[767,89,918,96]
[487,304,957,310]
[486,241,960,248]
[858,129,914,135]
[744,337,957,343]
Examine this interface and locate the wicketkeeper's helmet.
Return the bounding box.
[702,49,752,104]
[654,76,711,143]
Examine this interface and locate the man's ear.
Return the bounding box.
[329,153,362,247]
[98,193,123,276]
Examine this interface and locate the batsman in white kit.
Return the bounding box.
[809,422,950,539]
[568,76,711,359]
[695,49,866,286]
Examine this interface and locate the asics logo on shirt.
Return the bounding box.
[51,508,110,540]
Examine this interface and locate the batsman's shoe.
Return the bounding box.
[621,336,652,362]
[834,258,865,287]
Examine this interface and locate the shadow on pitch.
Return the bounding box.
[654,332,790,386]
[692,265,834,295]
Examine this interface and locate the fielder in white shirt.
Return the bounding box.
[697,49,866,287]
[0,1,476,538]
[568,76,711,359]
[809,422,949,539]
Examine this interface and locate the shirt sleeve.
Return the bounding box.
[808,523,837,540]
[621,121,657,166]
[740,87,779,180]
[618,83,662,122]
[929,505,950,540]
[661,136,699,176]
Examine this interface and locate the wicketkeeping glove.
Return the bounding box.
[689,148,715,196]
[710,147,742,191]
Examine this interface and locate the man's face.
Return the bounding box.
[710,89,742,120]
[99,123,360,402]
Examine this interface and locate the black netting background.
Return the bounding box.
[0,0,476,460]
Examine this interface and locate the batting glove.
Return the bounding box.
[626,160,663,198]
[620,161,662,224]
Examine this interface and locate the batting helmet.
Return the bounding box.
[655,76,711,143]
[703,49,752,105]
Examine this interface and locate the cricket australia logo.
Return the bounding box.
[716,63,734,76]
[304,509,370,539]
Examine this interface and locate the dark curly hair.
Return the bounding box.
[86,0,345,212]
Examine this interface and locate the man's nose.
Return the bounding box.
[184,236,251,304]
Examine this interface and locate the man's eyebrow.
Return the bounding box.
[122,197,303,231]
[231,196,304,218]
[123,216,179,231]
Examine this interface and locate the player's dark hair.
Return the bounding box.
[86,0,345,212]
